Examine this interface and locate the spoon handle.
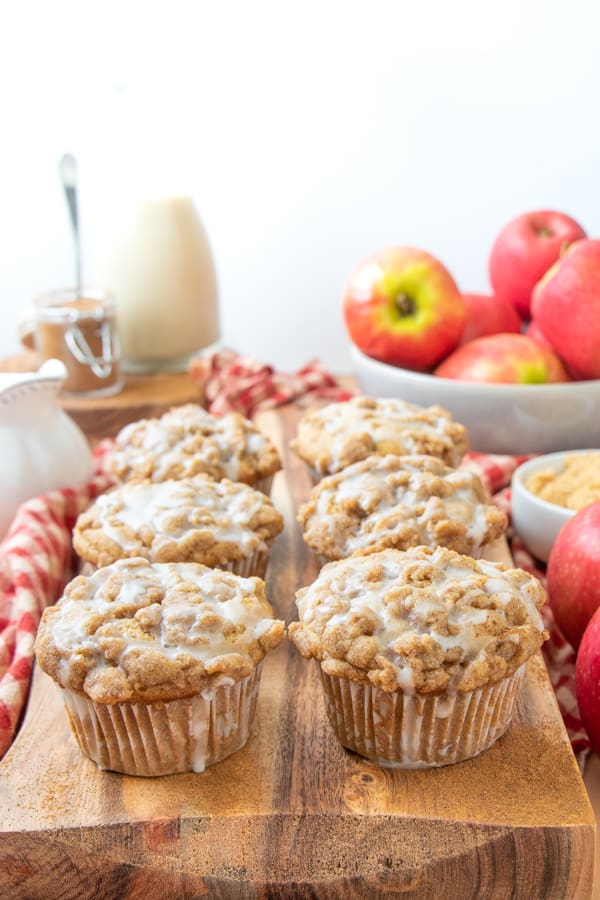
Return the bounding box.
[59,153,82,293]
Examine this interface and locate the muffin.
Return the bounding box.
[109,403,281,493]
[35,558,285,776]
[73,475,284,578]
[289,546,547,768]
[290,396,469,480]
[297,454,507,563]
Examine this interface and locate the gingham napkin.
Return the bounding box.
[0,354,589,767]
[189,348,355,415]
[0,443,115,761]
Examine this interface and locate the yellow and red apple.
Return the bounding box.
[459,292,522,345]
[342,246,466,371]
[531,238,600,380]
[434,332,570,384]
[489,209,587,319]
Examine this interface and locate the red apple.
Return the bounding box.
[433,332,570,384]
[528,320,589,381]
[525,319,554,351]
[531,238,600,380]
[547,502,600,650]
[526,321,590,381]
[576,605,600,752]
[342,246,466,371]
[489,210,587,319]
[459,292,522,345]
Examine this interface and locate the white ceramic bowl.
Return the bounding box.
[350,344,600,455]
[510,450,600,563]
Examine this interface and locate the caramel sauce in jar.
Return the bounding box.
[29,289,123,397]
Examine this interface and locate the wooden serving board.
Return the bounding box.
[0,403,596,899]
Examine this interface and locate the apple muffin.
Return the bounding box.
[73,474,284,578]
[289,546,547,768]
[35,558,286,776]
[109,403,281,494]
[297,453,507,563]
[290,396,469,480]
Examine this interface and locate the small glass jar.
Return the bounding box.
[22,287,124,397]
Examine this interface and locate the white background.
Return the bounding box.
[0,0,599,373]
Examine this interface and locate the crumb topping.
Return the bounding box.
[290,396,469,476]
[109,403,281,486]
[525,452,600,511]
[289,546,546,695]
[298,454,507,559]
[73,475,283,568]
[35,558,285,703]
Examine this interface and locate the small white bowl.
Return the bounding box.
[510,450,600,563]
[350,344,600,455]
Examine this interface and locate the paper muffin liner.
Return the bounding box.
[315,544,488,570]
[60,662,263,776]
[319,663,525,768]
[306,465,324,485]
[78,549,271,579]
[218,548,271,579]
[252,474,275,496]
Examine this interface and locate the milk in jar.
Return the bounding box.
[97,195,220,372]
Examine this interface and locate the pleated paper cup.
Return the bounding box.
[252,474,275,496]
[319,663,525,768]
[60,663,263,777]
[79,550,272,580]
[307,466,323,486]
[218,549,271,579]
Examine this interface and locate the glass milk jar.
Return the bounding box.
[97,195,220,372]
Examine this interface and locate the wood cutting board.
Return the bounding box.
[0,400,596,899]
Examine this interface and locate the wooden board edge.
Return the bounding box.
[0,815,594,900]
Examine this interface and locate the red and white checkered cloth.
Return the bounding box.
[0,352,590,768]
[0,443,115,761]
[189,348,355,416]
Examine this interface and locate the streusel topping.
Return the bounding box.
[35,558,285,704]
[298,454,507,560]
[109,403,281,486]
[73,475,283,568]
[290,396,468,476]
[289,546,546,695]
[525,452,600,511]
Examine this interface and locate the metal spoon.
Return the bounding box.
[59,153,82,295]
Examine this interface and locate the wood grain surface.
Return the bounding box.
[0,399,596,899]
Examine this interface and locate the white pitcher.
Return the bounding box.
[0,359,94,539]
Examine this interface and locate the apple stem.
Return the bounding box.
[395,293,416,317]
